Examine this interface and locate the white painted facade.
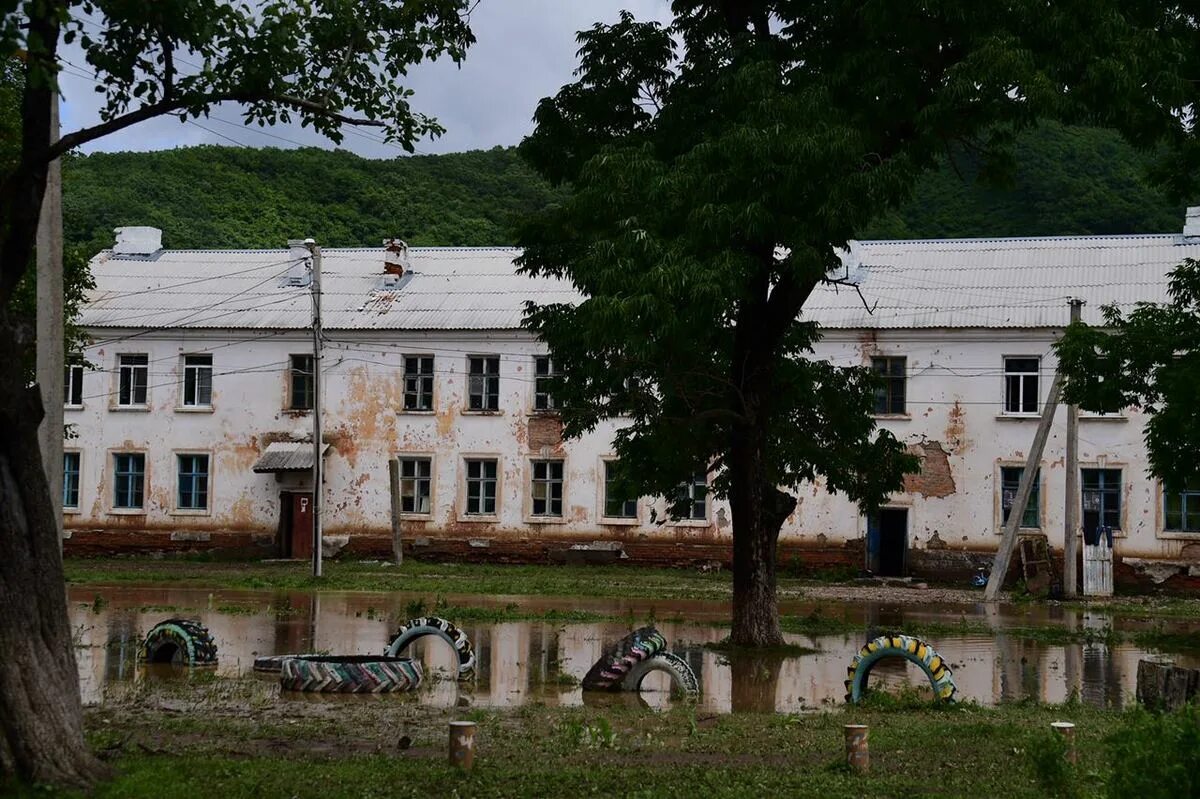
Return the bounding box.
[65,224,1200,575]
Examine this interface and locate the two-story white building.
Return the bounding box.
[63,216,1200,587]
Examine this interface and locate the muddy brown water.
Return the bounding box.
[71,584,1200,713]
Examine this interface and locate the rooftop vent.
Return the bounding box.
[384,238,409,276]
[1185,207,1200,238]
[112,226,163,257]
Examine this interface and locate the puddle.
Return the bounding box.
[71,584,1200,713]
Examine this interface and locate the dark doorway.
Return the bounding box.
[280,492,313,559]
[867,508,908,577]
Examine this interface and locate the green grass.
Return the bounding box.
[3,683,1149,798]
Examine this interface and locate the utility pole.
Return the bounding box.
[36,86,63,551]
[1063,298,1085,599]
[984,370,1063,601]
[306,239,323,578]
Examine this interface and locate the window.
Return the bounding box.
[468,356,500,411]
[872,357,906,415]
[1082,468,1121,530]
[403,356,434,411]
[176,454,209,511]
[1165,483,1200,533]
[531,460,564,517]
[117,354,149,406]
[182,354,213,407]
[399,457,432,514]
[603,461,637,519]
[465,458,498,515]
[290,354,314,410]
[64,362,84,407]
[677,473,708,521]
[534,355,558,411]
[1000,466,1040,528]
[1004,357,1040,414]
[113,453,145,510]
[63,452,80,509]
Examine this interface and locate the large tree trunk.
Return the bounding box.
[727,423,796,647]
[0,316,107,789]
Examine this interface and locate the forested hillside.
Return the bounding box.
[62,122,1183,253]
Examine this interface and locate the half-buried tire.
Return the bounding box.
[139,618,218,666]
[385,617,476,680]
[253,654,322,674]
[844,634,957,704]
[279,655,423,693]
[582,626,668,691]
[622,651,700,696]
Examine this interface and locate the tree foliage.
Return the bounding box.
[1058,259,1200,490]
[516,1,1199,647]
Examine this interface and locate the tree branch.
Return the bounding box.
[821,275,877,315]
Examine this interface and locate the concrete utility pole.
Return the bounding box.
[307,239,323,578]
[1063,298,1085,599]
[36,87,63,551]
[984,370,1063,601]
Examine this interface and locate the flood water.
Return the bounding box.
[71,584,1200,713]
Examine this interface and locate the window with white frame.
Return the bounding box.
[113,453,145,510]
[117,354,149,406]
[64,361,84,407]
[63,452,80,509]
[182,354,213,407]
[531,460,564,517]
[603,461,637,519]
[677,473,708,521]
[399,457,432,514]
[1165,482,1200,533]
[1003,357,1040,414]
[468,356,500,411]
[534,355,558,411]
[176,454,209,511]
[403,356,434,411]
[465,458,498,515]
[1000,466,1040,528]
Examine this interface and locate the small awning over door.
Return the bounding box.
[252,442,330,473]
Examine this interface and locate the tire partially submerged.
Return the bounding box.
[279,655,423,693]
[582,626,668,691]
[385,617,476,680]
[139,618,218,666]
[622,651,699,696]
[253,654,322,674]
[844,634,957,704]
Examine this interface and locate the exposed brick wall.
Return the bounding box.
[902,441,956,498]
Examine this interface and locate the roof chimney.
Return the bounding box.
[112,226,163,257]
[1185,207,1200,239]
[384,238,409,276]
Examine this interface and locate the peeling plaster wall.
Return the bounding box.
[64,326,1193,567]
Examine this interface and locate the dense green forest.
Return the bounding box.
[61,122,1183,253]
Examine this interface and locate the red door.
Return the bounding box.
[290,493,313,560]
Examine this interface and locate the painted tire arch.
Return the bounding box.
[138,618,219,666]
[385,616,476,680]
[582,626,668,691]
[844,634,957,704]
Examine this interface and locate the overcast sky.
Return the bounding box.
[59,1,673,158]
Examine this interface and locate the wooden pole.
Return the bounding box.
[308,241,323,578]
[1063,299,1084,598]
[984,370,1063,600]
[388,457,403,565]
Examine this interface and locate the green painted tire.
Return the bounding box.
[279,655,423,693]
[138,618,218,666]
[844,634,956,704]
[622,652,700,696]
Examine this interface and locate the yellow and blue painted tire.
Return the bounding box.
[844,634,957,704]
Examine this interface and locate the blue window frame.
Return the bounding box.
[113,453,145,509]
[1082,468,1121,530]
[177,454,209,510]
[63,452,80,509]
[1165,484,1200,533]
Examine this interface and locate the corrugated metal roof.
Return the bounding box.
[79,247,578,331]
[252,442,330,473]
[806,234,1200,328]
[80,233,1200,332]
